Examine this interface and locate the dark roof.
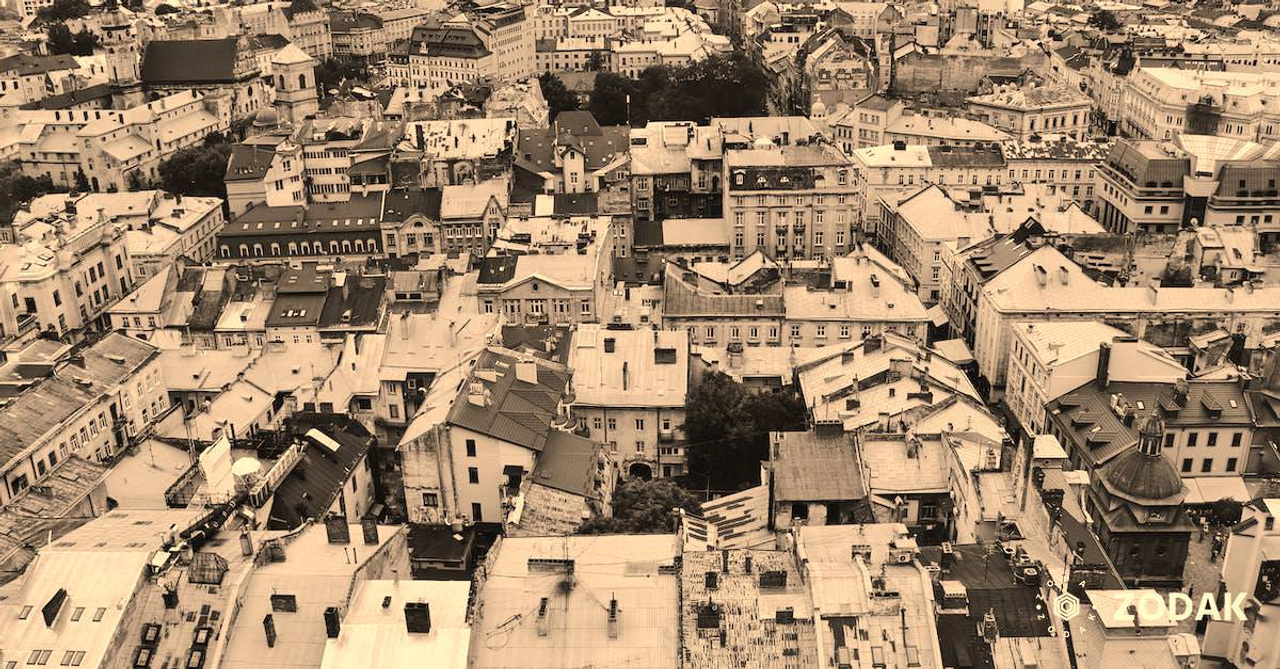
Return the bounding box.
[224,144,281,182]
[222,193,383,237]
[283,0,320,19]
[141,39,241,85]
[517,111,629,173]
[247,33,290,51]
[332,11,384,32]
[920,543,1053,645]
[445,349,570,451]
[265,294,327,328]
[928,144,1006,168]
[530,431,604,496]
[268,414,375,529]
[0,53,78,76]
[499,325,572,363]
[663,271,785,318]
[477,255,518,285]
[633,219,663,248]
[1103,446,1184,503]
[1103,140,1190,188]
[1214,162,1280,199]
[19,83,112,110]
[410,23,491,58]
[407,523,477,565]
[319,274,386,328]
[553,192,599,215]
[382,187,443,222]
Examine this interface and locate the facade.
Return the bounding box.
[965,83,1093,141]
[1121,67,1280,143]
[216,193,385,261]
[477,215,615,324]
[568,325,689,478]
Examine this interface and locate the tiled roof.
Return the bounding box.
[446,348,570,451]
[662,271,784,318]
[529,431,604,496]
[772,431,865,501]
[267,414,375,529]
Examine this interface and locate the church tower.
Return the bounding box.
[271,44,319,125]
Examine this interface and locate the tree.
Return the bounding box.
[538,72,579,119]
[73,169,89,192]
[70,27,99,56]
[588,71,637,126]
[158,140,232,199]
[34,0,90,23]
[315,58,367,94]
[681,372,808,490]
[577,479,700,534]
[0,161,61,225]
[47,23,99,56]
[45,23,74,55]
[154,2,180,13]
[1088,9,1121,31]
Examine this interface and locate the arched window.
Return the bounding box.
[220,245,231,257]
[252,243,263,256]
[354,240,364,253]
[278,75,285,89]
[288,242,298,255]
[299,73,307,89]
[368,239,378,252]
[270,242,280,255]
[300,241,311,254]
[238,244,249,257]
[330,241,339,254]
[341,240,352,254]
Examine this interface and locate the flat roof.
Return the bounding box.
[320,580,471,669]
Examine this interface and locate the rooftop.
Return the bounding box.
[445,348,571,452]
[568,326,688,408]
[471,534,680,669]
[320,580,471,669]
[771,431,865,502]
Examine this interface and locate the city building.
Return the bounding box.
[965,83,1093,141]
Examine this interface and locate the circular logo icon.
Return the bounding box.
[1053,592,1081,622]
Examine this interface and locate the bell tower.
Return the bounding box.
[271,44,319,125]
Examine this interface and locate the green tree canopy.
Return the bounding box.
[538,72,580,119]
[34,0,90,23]
[577,479,701,534]
[46,23,99,56]
[0,161,61,224]
[588,53,769,126]
[682,372,808,489]
[1088,9,1121,31]
[158,135,232,199]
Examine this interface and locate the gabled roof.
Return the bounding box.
[446,348,571,451]
[267,414,375,529]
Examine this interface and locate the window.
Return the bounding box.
[471,502,483,522]
[92,608,106,622]
[1226,457,1238,472]
[1181,459,1192,472]
[1186,433,1198,448]
[635,418,645,430]
[467,467,479,484]
[421,492,438,507]
[465,439,477,457]
[389,405,399,419]
[1200,458,1213,473]
[593,417,603,430]
[1231,432,1243,448]
[18,605,32,620]
[635,440,646,453]
[607,418,616,430]
[790,324,801,339]
[1207,432,1218,447]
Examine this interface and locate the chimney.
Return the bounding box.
[604,337,616,353]
[514,359,538,385]
[607,598,620,639]
[263,614,277,648]
[1095,342,1112,390]
[324,606,341,639]
[467,381,489,407]
[536,598,550,637]
[239,530,254,556]
[622,361,629,391]
[404,602,431,634]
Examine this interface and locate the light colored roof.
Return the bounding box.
[271,43,314,65]
[471,534,680,669]
[220,523,403,669]
[860,435,951,494]
[660,218,728,246]
[380,313,499,379]
[440,178,508,220]
[159,347,254,391]
[1013,321,1129,366]
[320,580,470,669]
[568,325,688,408]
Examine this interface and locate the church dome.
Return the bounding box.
[252,107,280,128]
[1103,446,1184,504]
[753,135,774,149]
[1138,411,1166,440]
[811,100,827,117]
